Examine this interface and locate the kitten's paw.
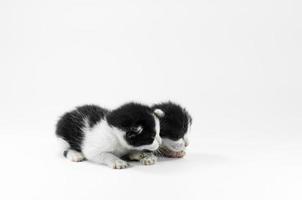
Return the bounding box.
[140,154,157,165]
[112,160,129,169]
[65,150,85,162]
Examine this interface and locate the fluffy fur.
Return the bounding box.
[56,103,161,169]
[152,101,192,158]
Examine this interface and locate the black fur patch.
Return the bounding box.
[63,150,68,157]
[76,105,109,128]
[107,102,157,147]
[152,101,192,141]
[55,105,109,152]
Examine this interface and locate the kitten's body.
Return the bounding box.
[56,103,161,169]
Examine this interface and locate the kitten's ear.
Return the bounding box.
[127,126,143,138]
[153,109,165,118]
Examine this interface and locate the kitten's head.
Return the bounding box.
[152,101,192,153]
[107,102,161,151]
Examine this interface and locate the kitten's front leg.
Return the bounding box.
[128,151,157,165]
[86,152,129,169]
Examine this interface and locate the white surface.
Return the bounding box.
[1,133,301,200]
[0,0,301,199]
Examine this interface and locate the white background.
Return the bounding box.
[0,0,301,200]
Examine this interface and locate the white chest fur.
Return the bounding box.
[81,119,129,157]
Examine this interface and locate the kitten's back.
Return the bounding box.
[55,105,109,151]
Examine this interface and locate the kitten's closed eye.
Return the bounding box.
[132,126,143,134]
[127,126,143,138]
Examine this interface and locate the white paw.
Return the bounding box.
[140,154,157,165]
[66,150,85,162]
[112,160,129,169]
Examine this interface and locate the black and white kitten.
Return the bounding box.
[126,101,192,162]
[56,103,161,169]
[152,101,192,158]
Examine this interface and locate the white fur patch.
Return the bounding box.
[161,138,185,152]
[82,120,123,157]
[66,150,85,162]
[184,122,191,147]
[154,109,165,118]
[154,114,162,145]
